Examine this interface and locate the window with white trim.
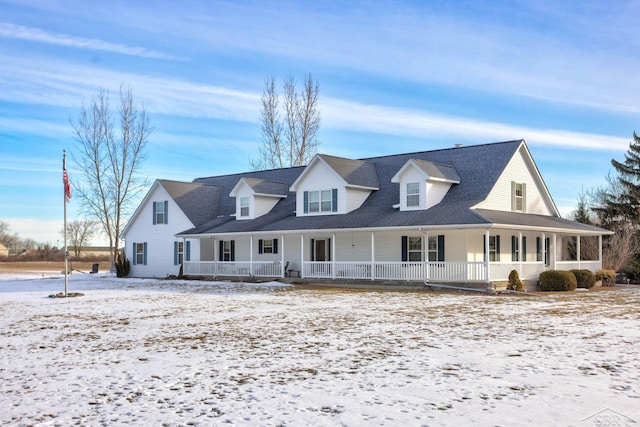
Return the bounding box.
[513,182,525,212]
[153,201,168,224]
[427,235,437,261]
[135,242,146,265]
[259,238,278,254]
[407,182,420,207]
[240,197,249,217]
[408,236,422,262]
[304,189,337,213]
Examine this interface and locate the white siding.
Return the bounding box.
[124,183,194,278]
[426,182,452,209]
[254,195,280,218]
[476,145,555,215]
[345,188,372,213]
[234,184,253,220]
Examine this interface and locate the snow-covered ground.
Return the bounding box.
[1,273,639,427]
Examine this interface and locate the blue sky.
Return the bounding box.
[0,0,638,245]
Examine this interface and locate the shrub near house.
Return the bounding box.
[571,269,596,289]
[539,270,577,291]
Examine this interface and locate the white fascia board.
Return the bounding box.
[289,155,347,191]
[121,179,161,237]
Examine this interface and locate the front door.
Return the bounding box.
[311,238,331,261]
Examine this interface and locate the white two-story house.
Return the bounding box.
[122,140,609,287]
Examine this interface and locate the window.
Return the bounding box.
[512,182,526,212]
[407,182,420,207]
[484,235,501,262]
[511,236,519,261]
[153,201,168,224]
[219,240,235,261]
[240,197,249,217]
[536,237,543,262]
[258,238,278,254]
[132,242,147,265]
[304,189,338,213]
[427,235,445,262]
[401,236,422,262]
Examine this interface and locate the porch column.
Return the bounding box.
[300,234,304,278]
[213,238,218,276]
[332,233,336,279]
[371,232,375,281]
[542,233,546,268]
[552,234,557,270]
[484,230,490,283]
[424,231,430,283]
[576,235,581,268]
[250,236,253,275]
[599,235,603,266]
[519,231,523,273]
[281,234,285,278]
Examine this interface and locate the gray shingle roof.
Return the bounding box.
[241,178,289,196]
[411,159,460,182]
[173,140,606,236]
[159,180,221,227]
[318,154,380,189]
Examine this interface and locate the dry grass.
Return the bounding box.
[0,261,109,274]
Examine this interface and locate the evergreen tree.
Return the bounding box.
[604,132,640,225]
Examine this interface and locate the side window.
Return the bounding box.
[219,240,235,261]
[174,241,184,265]
[304,189,338,213]
[407,182,420,207]
[484,235,501,262]
[512,182,526,212]
[153,201,168,224]
[132,242,147,265]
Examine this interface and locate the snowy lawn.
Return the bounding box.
[1,274,639,426]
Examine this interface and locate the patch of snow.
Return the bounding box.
[0,274,638,426]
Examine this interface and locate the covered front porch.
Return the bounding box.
[182,226,604,285]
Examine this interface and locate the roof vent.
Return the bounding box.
[455,144,463,148]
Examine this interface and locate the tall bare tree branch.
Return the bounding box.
[70,85,151,270]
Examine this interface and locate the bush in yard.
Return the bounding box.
[571,269,596,289]
[115,254,130,278]
[507,269,525,292]
[595,269,616,286]
[539,270,577,291]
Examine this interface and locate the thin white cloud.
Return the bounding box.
[0,22,182,60]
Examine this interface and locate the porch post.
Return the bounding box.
[552,234,557,270]
[250,236,253,276]
[424,231,430,283]
[484,230,490,283]
[599,235,603,267]
[519,231,523,273]
[577,235,581,268]
[542,232,546,268]
[300,234,304,278]
[281,234,285,278]
[332,233,336,279]
[213,238,217,276]
[371,232,375,281]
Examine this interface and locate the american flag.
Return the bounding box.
[63,169,72,201]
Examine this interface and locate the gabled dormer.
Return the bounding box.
[229,177,288,220]
[289,154,379,216]
[391,159,460,211]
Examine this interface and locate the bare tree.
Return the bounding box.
[71,85,151,270]
[250,74,320,170]
[62,219,97,259]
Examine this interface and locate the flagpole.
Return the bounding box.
[63,149,68,297]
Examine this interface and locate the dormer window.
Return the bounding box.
[240,197,249,217]
[406,182,420,207]
[304,189,337,213]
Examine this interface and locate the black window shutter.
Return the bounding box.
[273,238,278,254]
[332,189,338,212]
[511,236,517,261]
[310,239,315,261]
[401,236,408,262]
[328,238,331,261]
[483,234,486,262]
[258,239,263,254]
[303,191,309,214]
[132,242,137,265]
[230,240,235,261]
[164,201,168,224]
[186,241,191,262]
[174,241,178,265]
[437,235,445,262]
[522,236,527,260]
[496,236,501,262]
[219,240,224,261]
[143,242,148,265]
[536,237,542,261]
[152,202,157,225]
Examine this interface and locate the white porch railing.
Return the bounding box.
[489,261,547,282]
[555,260,601,272]
[183,261,283,277]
